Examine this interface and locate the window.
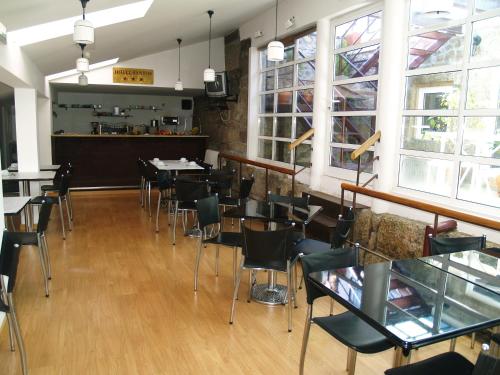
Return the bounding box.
[257,31,316,167]
[399,0,500,208]
[328,11,382,174]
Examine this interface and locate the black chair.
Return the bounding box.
[194,195,243,291]
[142,160,158,217]
[207,168,236,197]
[172,178,209,245]
[9,198,54,297]
[155,170,175,232]
[137,158,147,206]
[268,192,311,242]
[220,176,255,226]
[428,234,487,255]
[0,232,28,375]
[299,249,393,375]
[229,222,298,332]
[195,158,213,174]
[384,335,500,375]
[41,162,74,220]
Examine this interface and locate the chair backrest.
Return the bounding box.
[242,222,294,272]
[157,170,174,191]
[301,246,360,305]
[37,199,53,234]
[0,232,23,293]
[175,179,209,202]
[196,195,221,230]
[137,158,146,177]
[208,169,235,192]
[58,171,72,196]
[195,158,213,173]
[239,176,254,199]
[331,207,356,248]
[428,235,486,256]
[268,192,310,208]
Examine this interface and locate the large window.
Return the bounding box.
[257,30,316,167]
[328,11,382,175]
[400,0,500,208]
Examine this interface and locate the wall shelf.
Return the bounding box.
[92,112,132,118]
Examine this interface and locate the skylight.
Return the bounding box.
[46,58,120,81]
[7,0,154,47]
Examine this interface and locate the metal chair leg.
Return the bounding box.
[147,181,152,217]
[7,293,28,375]
[67,191,74,221]
[65,197,73,231]
[287,261,293,332]
[172,202,179,245]
[58,196,66,239]
[329,299,335,315]
[215,246,220,276]
[299,304,313,375]
[449,338,457,351]
[229,257,244,324]
[194,238,203,291]
[247,270,254,303]
[232,248,238,285]
[346,348,357,375]
[37,234,49,297]
[471,332,476,349]
[155,191,162,233]
[42,234,52,280]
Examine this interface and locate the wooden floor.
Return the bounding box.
[0,190,481,374]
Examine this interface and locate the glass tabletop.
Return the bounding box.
[222,199,322,225]
[308,259,500,350]
[419,250,500,294]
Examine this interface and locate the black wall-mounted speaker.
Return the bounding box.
[182,99,192,110]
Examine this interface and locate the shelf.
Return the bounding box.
[58,104,103,110]
[125,106,160,111]
[92,112,132,118]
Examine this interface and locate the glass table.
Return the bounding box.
[308,258,500,366]
[224,199,322,305]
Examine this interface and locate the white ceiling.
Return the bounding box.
[0,0,274,75]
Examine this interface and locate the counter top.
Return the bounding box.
[52,134,208,138]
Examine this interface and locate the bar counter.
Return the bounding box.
[52,134,208,188]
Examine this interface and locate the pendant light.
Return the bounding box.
[267,0,284,61]
[175,38,184,91]
[74,0,94,45]
[203,10,216,82]
[78,73,88,86]
[76,44,90,72]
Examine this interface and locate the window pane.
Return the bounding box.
[277,65,294,89]
[405,72,461,110]
[471,17,500,63]
[296,116,313,138]
[259,117,273,136]
[408,26,464,70]
[261,70,275,91]
[457,162,500,207]
[279,46,295,65]
[410,0,468,30]
[462,117,500,158]
[276,117,292,138]
[332,116,376,145]
[335,44,380,80]
[296,143,312,167]
[275,141,291,163]
[258,139,272,159]
[296,89,314,113]
[333,81,378,111]
[260,94,274,113]
[260,50,275,69]
[297,61,315,86]
[335,11,382,48]
[475,0,500,13]
[399,155,454,196]
[330,147,373,172]
[297,32,317,59]
[277,91,293,113]
[401,116,458,153]
[466,66,500,109]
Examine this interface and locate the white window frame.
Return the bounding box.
[394,1,500,216]
[256,34,316,169]
[324,6,383,181]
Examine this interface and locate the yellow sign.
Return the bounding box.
[113,67,154,85]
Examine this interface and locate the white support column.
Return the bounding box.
[37,94,52,165]
[372,0,409,213]
[309,17,331,191]
[14,88,39,172]
[247,46,259,159]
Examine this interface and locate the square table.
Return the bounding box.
[8,164,60,172]
[3,196,32,216]
[308,258,500,366]
[149,160,204,173]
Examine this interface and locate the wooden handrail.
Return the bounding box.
[289,128,315,150]
[341,183,500,231]
[351,130,381,160]
[219,152,295,175]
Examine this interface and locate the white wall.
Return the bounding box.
[0,44,45,95]
[50,38,226,90]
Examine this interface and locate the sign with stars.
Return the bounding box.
[113,67,154,85]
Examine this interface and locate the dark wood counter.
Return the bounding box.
[52,135,208,188]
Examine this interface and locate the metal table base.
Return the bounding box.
[251,271,288,305]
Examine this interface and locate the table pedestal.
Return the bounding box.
[251,271,288,305]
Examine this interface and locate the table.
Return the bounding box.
[419,250,500,294]
[224,199,322,305]
[149,160,204,173]
[3,196,32,231]
[8,164,60,172]
[308,257,500,366]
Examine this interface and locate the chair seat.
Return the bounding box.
[178,201,197,210]
[219,196,239,206]
[30,196,57,205]
[384,351,474,375]
[7,232,38,246]
[294,238,331,255]
[313,311,393,354]
[41,184,59,192]
[204,232,243,247]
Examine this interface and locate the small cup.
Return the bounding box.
[189,161,197,166]
[180,157,187,163]
[153,157,160,162]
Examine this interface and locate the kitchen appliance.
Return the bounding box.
[161,116,179,126]
[113,106,120,115]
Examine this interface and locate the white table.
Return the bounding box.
[149,160,204,173]
[8,164,60,172]
[3,196,32,216]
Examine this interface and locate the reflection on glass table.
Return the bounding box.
[308,258,500,353]
[419,250,500,294]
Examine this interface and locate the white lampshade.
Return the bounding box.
[203,68,215,82]
[76,57,89,72]
[73,19,94,45]
[267,40,284,61]
[175,80,184,91]
[78,73,88,86]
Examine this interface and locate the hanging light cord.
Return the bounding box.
[80,43,85,58]
[274,0,278,40]
[177,39,182,80]
[208,10,214,68]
